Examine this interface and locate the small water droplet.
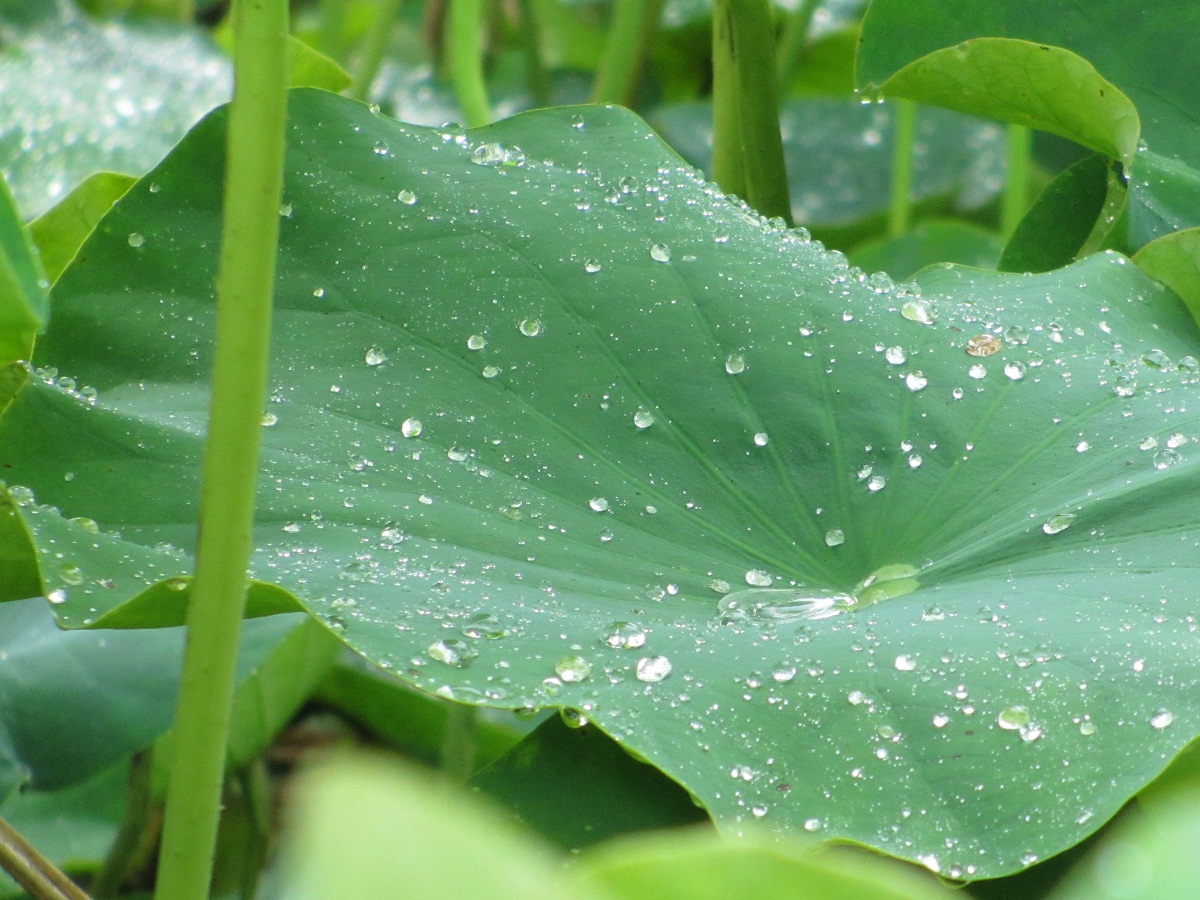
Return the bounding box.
[997,705,1030,730]
[1004,325,1029,344]
[636,655,672,682]
[518,318,543,337]
[771,664,797,683]
[745,569,773,587]
[58,564,84,586]
[1042,513,1076,535]
[633,409,655,429]
[127,232,145,248]
[588,497,609,512]
[867,474,886,492]
[555,655,592,683]
[901,298,937,325]
[753,432,769,446]
[1113,375,1137,397]
[46,588,67,605]
[894,654,916,671]
[396,189,418,205]
[400,417,423,438]
[650,243,671,263]
[824,529,845,547]
[905,371,928,391]
[364,347,388,366]
[463,613,509,640]
[725,354,746,375]
[932,713,950,728]
[966,334,1001,357]
[803,818,823,832]
[604,621,647,649]
[570,114,585,129]
[1003,361,1026,381]
[1150,709,1174,729]
[1154,448,1182,470]
[968,364,987,379]
[467,334,487,350]
[584,259,602,274]
[885,346,907,365]
[428,639,477,667]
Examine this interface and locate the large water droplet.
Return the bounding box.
[965,334,1000,357]
[633,409,655,429]
[396,189,418,205]
[428,639,477,667]
[467,334,487,350]
[462,613,509,640]
[518,318,543,337]
[901,298,937,325]
[650,243,671,263]
[555,655,592,683]
[996,705,1030,730]
[718,588,854,624]
[885,346,907,365]
[604,621,647,649]
[1149,709,1174,729]
[744,569,773,587]
[1003,361,1026,381]
[588,497,610,512]
[824,529,845,547]
[364,347,388,366]
[636,655,672,682]
[400,418,422,438]
[725,354,747,375]
[904,371,928,391]
[1042,513,1076,535]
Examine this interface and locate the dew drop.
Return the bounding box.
[997,705,1030,730]
[1154,448,1182,470]
[725,354,747,375]
[1150,709,1174,729]
[885,346,906,365]
[400,417,422,438]
[462,613,509,640]
[932,713,950,728]
[1113,375,1136,397]
[1042,513,1076,535]
[894,654,916,671]
[46,588,67,605]
[900,298,937,325]
[1003,361,1026,381]
[467,334,487,350]
[1004,325,1029,344]
[396,189,418,205]
[127,232,145,248]
[636,655,673,682]
[584,259,602,273]
[745,569,773,587]
[604,621,647,649]
[482,365,502,379]
[518,318,543,337]
[364,347,388,366]
[753,432,769,447]
[968,364,987,379]
[905,371,928,391]
[633,409,655,429]
[428,639,477,667]
[588,497,610,512]
[555,655,592,683]
[650,243,671,262]
[824,529,845,547]
[965,334,1001,357]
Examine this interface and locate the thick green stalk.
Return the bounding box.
[0,817,90,900]
[711,0,792,224]
[775,0,819,88]
[349,0,403,102]
[516,0,551,108]
[589,0,662,106]
[152,1,289,898]
[888,99,917,237]
[1002,123,1033,237]
[446,0,492,127]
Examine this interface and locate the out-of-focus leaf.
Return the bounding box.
[0,177,47,363]
[1133,229,1200,328]
[849,220,1002,280]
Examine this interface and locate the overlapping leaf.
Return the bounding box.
[4,91,1200,877]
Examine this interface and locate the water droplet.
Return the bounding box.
[584,259,602,274]
[997,705,1030,730]
[471,142,524,166]
[400,417,422,438]
[718,588,853,624]
[1042,513,1076,535]
[462,613,508,640]
[1003,361,1026,381]
[1150,709,1174,729]
[127,232,145,248]
[1143,349,1172,368]
[725,354,746,375]
[560,708,589,728]
[364,347,387,366]
[968,364,987,379]
[46,588,67,605]
[1154,448,1182,470]
[745,569,773,587]
[803,818,823,832]
[867,474,886,492]
[932,713,950,728]
[396,189,418,205]
[588,497,609,512]
[824,529,845,547]
[467,334,487,350]
[69,517,99,534]
[894,654,916,671]
[555,655,592,683]
[900,298,937,325]
[922,606,945,622]
[708,579,731,594]
[372,140,389,155]
[753,432,769,446]
[966,334,1001,357]
[604,621,647,649]
[428,639,477,667]
[633,409,655,429]
[1079,721,1097,736]
[278,202,292,216]
[1004,325,1029,344]
[482,365,502,378]
[518,318,543,337]
[885,346,907,365]
[58,564,84,586]
[570,114,585,129]
[636,655,673,682]
[1076,441,1090,453]
[905,371,928,391]
[771,664,797,683]
[1113,375,1137,397]
[650,243,671,263]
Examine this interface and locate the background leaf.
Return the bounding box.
[27,172,137,285]
[6,92,1200,878]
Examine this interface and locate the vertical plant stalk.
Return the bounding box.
[775,0,819,88]
[589,0,662,107]
[446,0,493,128]
[0,817,91,900]
[348,0,403,102]
[888,99,917,237]
[152,1,289,898]
[516,0,551,108]
[318,0,348,62]
[91,750,154,898]
[711,0,792,225]
[440,703,479,781]
[1002,123,1033,237]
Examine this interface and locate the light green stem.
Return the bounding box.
[152,1,289,898]
[0,816,91,900]
[440,703,480,781]
[318,0,348,62]
[516,0,551,108]
[446,0,492,127]
[589,0,662,106]
[711,0,792,224]
[888,99,917,237]
[1003,123,1032,237]
[775,0,819,88]
[349,0,403,102]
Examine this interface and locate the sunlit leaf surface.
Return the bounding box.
[4,92,1200,878]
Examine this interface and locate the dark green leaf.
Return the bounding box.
[849,220,1002,280]
[470,717,708,851]
[999,153,1111,274]
[7,92,1200,877]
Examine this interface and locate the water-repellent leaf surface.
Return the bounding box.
[0,0,231,218]
[5,91,1200,878]
[856,0,1200,251]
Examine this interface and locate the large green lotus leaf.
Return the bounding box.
[856,0,1200,250]
[4,91,1200,878]
[649,99,1003,230]
[0,0,231,219]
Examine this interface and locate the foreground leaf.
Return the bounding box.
[5,92,1200,878]
[1133,229,1200,323]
